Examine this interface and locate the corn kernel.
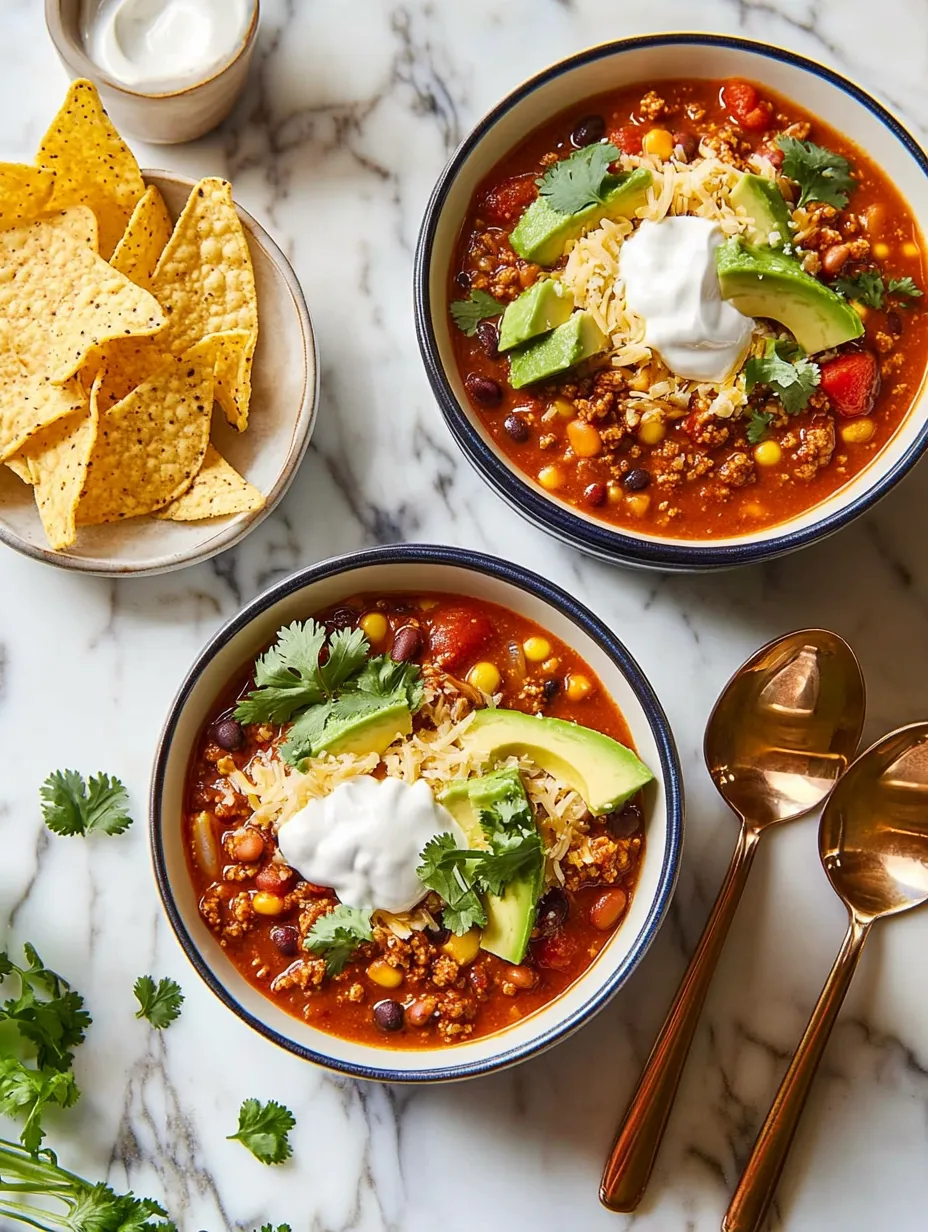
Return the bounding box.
[643,127,674,161]
[840,417,876,444]
[252,891,285,916]
[903,240,920,258]
[626,493,651,517]
[418,597,439,611]
[442,928,481,966]
[523,636,552,662]
[360,612,388,642]
[606,481,623,505]
[566,419,602,457]
[467,661,501,694]
[852,301,870,321]
[367,959,404,989]
[541,657,560,675]
[873,241,891,259]
[754,439,782,467]
[638,418,666,445]
[550,397,575,419]
[565,674,594,702]
[538,465,564,491]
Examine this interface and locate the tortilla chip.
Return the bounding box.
[77,347,214,524]
[12,405,98,549]
[44,205,98,251]
[89,337,165,410]
[154,444,265,520]
[36,79,145,259]
[110,184,172,288]
[6,457,33,483]
[0,219,165,383]
[0,162,56,229]
[150,178,258,430]
[0,345,87,462]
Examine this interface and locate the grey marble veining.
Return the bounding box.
[2,1,928,1229]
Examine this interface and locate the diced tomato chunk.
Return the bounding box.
[742,102,774,131]
[255,863,295,894]
[819,350,881,418]
[534,932,577,971]
[427,606,493,670]
[479,174,537,225]
[609,123,643,155]
[722,80,772,130]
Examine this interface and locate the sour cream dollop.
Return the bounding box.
[82,0,254,93]
[276,776,465,915]
[620,216,753,383]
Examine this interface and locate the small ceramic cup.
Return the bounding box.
[45,0,260,145]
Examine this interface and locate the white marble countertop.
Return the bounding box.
[2,1,928,1229]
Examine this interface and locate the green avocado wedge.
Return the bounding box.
[440,768,543,965]
[730,173,793,248]
[716,237,864,354]
[509,311,608,389]
[313,700,412,758]
[510,167,652,267]
[498,279,575,351]
[468,708,654,816]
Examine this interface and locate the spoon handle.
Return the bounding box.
[600,822,761,1211]
[722,912,871,1232]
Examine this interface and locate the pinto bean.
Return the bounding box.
[822,243,850,275]
[228,828,264,863]
[501,964,537,990]
[590,888,628,931]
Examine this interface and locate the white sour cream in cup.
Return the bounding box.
[81,0,254,93]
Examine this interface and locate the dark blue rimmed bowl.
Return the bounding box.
[150,545,683,1081]
[414,34,928,572]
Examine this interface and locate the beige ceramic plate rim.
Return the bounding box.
[0,169,318,577]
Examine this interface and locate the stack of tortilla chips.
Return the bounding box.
[0,79,264,551]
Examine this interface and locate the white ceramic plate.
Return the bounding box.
[0,170,318,576]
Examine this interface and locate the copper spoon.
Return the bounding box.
[723,721,928,1232]
[600,630,865,1212]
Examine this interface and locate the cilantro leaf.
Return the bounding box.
[833,270,885,309]
[450,289,505,336]
[133,977,184,1029]
[228,1099,296,1165]
[234,621,327,724]
[473,829,545,897]
[536,142,622,214]
[256,1226,292,1232]
[888,275,922,301]
[416,834,487,935]
[353,654,424,711]
[745,410,775,444]
[0,1058,80,1153]
[744,339,820,414]
[777,135,855,208]
[40,770,133,837]
[303,905,373,975]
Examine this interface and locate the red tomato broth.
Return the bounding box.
[183,592,647,1049]
[450,78,928,540]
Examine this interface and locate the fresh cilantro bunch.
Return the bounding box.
[450,289,505,335]
[40,770,133,837]
[228,1099,296,1166]
[833,270,922,309]
[536,142,621,214]
[133,977,184,1029]
[777,135,855,208]
[745,339,821,416]
[233,620,424,767]
[303,905,373,975]
[0,945,90,1153]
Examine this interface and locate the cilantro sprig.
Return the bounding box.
[745,339,820,415]
[133,977,184,1029]
[745,410,775,444]
[834,270,922,309]
[536,141,622,214]
[228,1099,295,1166]
[40,770,133,837]
[303,905,373,975]
[777,135,855,209]
[416,835,488,934]
[450,289,505,336]
[234,620,424,767]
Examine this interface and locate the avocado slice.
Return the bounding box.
[498,279,574,352]
[509,311,608,389]
[510,167,652,267]
[716,237,864,354]
[440,768,543,965]
[731,174,792,248]
[468,709,653,816]
[318,700,412,758]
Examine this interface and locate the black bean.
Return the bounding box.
[584,482,606,507]
[536,887,569,936]
[623,468,651,492]
[455,270,471,290]
[888,310,903,337]
[269,925,300,956]
[475,320,500,360]
[607,802,643,838]
[465,373,503,407]
[543,678,561,703]
[571,114,606,148]
[326,607,358,634]
[373,999,405,1032]
[425,924,451,947]
[672,130,699,160]
[214,718,244,751]
[391,625,422,663]
[504,413,529,442]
